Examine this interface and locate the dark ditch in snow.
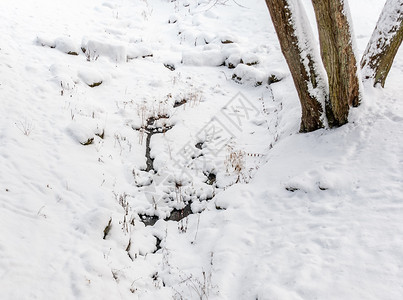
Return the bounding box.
[139,202,193,227]
[139,214,159,226]
[153,236,162,253]
[88,81,103,88]
[195,142,203,150]
[205,172,216,186]
[173,98,187,108]
[133,115,173,172]
[103,218,112,239]
[164,63,175,71]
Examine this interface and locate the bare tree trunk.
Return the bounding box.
[361,0,403,88]
[264,0,328,132]
[311,0,361,127]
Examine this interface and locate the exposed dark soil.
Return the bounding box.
[205,172,216,185]
[138,214,159,226]
[173,99,187,108]
[154,236,162,253]
[139,202,193,227]
[80,137,94,146]
[164,63,175,71]
[168,202,192,222]
[88,81,103,88]
[195,142,204,150]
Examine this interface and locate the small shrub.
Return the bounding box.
[16,119,34,136]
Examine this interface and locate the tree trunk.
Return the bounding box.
[361,0,403,88]
[264,0,328,132]
[311,0,361,127]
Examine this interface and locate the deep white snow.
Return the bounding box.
[1,0,402,299]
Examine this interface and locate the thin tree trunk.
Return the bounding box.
[361,0,403,88]
[311,0,361,127]
[265,0,328,132]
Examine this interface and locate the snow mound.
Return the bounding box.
[179,29,216,46]
[182,48,226,66]
[36,35,56,48]
[49,63,78,90]
[225,53,242,69]
[54,37,80,55]
[219,33,240,44]
[78,67,105,87]
[222,43,242,68]
[66,122,95,145]
[37,36,79,55]
[81,37,127,63]
[232,64,266,86]
[241,52,260,66]
[127,44,153,60]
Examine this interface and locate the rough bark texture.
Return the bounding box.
[361,0,403,88]
[311,0,360,127]
[265,0,326,132]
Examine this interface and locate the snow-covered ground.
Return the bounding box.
[1,0,402,299]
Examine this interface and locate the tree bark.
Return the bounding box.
[311,0,360,127]
[361,0,403,88]
[264,0,328,132]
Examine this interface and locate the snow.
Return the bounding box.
[182,48,226,66]
[82,37,128,63]
[232,63,267,86]
[1,0,403,299]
